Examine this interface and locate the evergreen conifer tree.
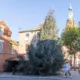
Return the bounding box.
[40,10,58,40]
[27,9,64,75]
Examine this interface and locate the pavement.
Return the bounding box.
[0,70,80,80]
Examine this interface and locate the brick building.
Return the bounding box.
[0,21,16,72]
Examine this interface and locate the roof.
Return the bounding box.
[19,24,43,33]
[0,21,11,32]
[19,29,40,33]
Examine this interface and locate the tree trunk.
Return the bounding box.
[74,53,76,71]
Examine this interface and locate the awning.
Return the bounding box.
[19,53,24,57]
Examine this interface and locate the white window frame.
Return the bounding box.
[0,40,4,53]
[0,26,4,36]
[11,49,14,54]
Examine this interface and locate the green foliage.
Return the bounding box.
[61,27,80,54]
[28,40,64,75]
[27,10,64,75]
[78,21,80,28]
[57,38,63,46]
[40,10,58,40]
[10,40,18,46]
[61,26,80,67]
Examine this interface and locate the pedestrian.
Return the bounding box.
[78,63,80,74]
[63,60,72,78]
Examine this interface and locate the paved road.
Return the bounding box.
[0,71,80,80]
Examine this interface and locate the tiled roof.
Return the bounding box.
[0,21,11,32]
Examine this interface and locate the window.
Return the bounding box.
[11,49,14,54]
[0,40,4,53]
[37,31,40,39]
[34,31,40,42]
[25,33,29,41]
[26,33,29,37]
[0,26,4,36]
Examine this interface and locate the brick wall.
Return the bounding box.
[0,53,16,72]
[0,21,17,72]
[0,36,11,54]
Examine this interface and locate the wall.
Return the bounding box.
[0,21,17,72]
[0,37,11,54]
[12,44,19,53]
[62,46,80,67]
[19,30,40,54]
[0,53,16,72]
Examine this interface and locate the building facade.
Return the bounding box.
[0,21,16,72]
[19,26,41,59]
[66,3,76,27]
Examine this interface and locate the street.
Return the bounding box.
[0,71,80,80]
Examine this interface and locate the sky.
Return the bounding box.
[0,0,80,41]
